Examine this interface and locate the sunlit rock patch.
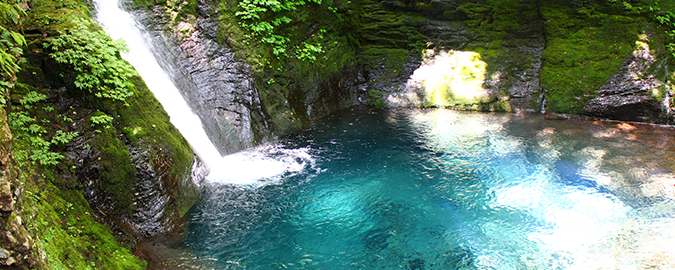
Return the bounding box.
[386,50,511,111]
[412,50,489,106]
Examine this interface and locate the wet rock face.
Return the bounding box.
[582,41,668,123]
[0,111,14,214]
[134,8,271,156]
[130,146,206,238]
[55,93,204,245]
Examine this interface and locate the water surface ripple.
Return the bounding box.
[185,108,675,269]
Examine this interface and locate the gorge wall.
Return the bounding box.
[137,0,675,142]
[1,0,675,269]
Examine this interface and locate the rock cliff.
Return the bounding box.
[137,0,675,139]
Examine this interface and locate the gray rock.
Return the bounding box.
[0,179,14,213]
[4,256,15,266]
[0,248,9,259]
[133,8,270,156]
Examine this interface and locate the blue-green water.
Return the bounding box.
[184,108,675,269]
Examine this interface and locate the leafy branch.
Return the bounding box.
[235,0,327,61]
[44,18,137,104]
[0,0,27,107]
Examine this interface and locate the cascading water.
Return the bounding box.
[95,1,675,269]
[94,0,311,185]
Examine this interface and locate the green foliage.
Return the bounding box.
[647,1,675,58]
[0,0,26,107]
[44,18,136,103]
[90,112,114,127]
[235,0,327,61]
[19,91,47,108]
[9,91,79,166]
[51,129,78,144]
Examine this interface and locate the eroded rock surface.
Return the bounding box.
[134,7,271,155]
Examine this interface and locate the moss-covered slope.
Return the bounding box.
[0,0,203,268]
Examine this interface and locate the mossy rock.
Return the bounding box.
[540,0,646,114]
[90,113,136,215]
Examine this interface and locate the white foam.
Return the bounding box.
[206,144,315,186]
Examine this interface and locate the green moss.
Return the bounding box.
[359,0,427,52]
[360,46,409,74]
[367,89,385,108]
[25,0,91,35]
[104,76,198,218]
[489,99,512,112]
[90,115,136,215]
[20,170,146,270]
[540,1,645,114]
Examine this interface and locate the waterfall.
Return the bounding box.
[94,0,222,171]
[94,0,313,185]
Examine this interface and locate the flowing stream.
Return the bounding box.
[95,1,675,269]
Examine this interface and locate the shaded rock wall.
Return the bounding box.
[134,0,675,146]
[132,5,272,155]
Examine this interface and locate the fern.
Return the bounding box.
[9,92,79,166]
[0,0,27,107]
[90,113,114,127]
[44,18,137,104]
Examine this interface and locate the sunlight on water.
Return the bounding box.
[410,109,675,269]
[183,108,675,269]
